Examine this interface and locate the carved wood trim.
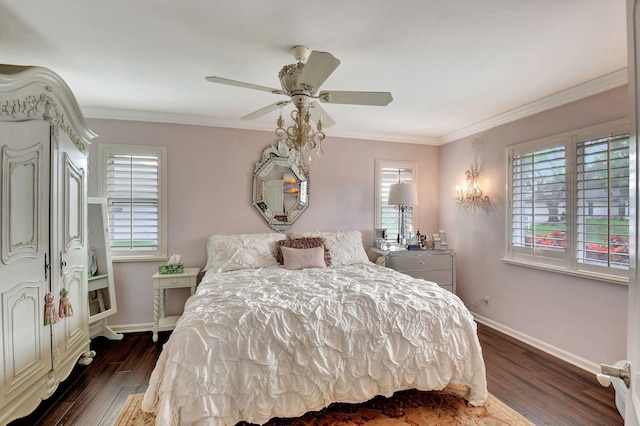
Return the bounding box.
[1,282,48,393]
[55,266,86,365]
[63,153,84,253]
[0,92,88,154]
[1,143,43,265]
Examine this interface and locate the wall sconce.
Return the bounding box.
[455,168,490,209]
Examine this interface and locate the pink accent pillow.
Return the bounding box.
[287,231,369,266]
[275,237,332,266]
[281,246,327,270]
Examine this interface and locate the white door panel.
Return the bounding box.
[0,120,52,407]
[50,127,89,367]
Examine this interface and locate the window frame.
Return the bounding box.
[504,119,629,284]
[97,143,168,262]
[375,159,418,243]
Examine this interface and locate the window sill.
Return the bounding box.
[501,258,628,286]
[112,255,169,263]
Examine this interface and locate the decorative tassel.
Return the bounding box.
[58,288,74,318]
[44,292,59,325]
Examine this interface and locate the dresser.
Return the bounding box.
[370,248,456,293]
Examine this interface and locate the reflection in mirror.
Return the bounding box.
[87,197,122,340]
[253,140,309,231]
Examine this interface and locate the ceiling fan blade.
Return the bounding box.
[309,102,336,128]
[205,76,286,95]
[319,90,393,106]
[241,101,290,120]
[298,51,341,93]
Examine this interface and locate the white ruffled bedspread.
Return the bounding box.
[142,263,487,425]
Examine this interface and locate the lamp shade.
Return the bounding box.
[388,182,418,206]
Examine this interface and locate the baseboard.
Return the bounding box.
[109,322,154,334]
[473,313,601,375]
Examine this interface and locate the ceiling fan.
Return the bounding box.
[205,45,393,129]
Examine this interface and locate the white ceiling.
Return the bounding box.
[0,1,628,145]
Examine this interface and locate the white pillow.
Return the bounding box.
[204,233,287,272]
[281,246,327,270]
[287,231,370,266]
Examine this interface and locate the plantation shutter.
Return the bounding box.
[105,153,160,253]
[380,166,415,243]
[510,144,566,260]
[507,119,629,279]
[576,133,630,270]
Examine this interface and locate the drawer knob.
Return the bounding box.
[171,279,178,284]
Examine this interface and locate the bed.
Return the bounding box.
[142,231,487,425]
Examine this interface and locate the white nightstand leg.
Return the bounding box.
[153,288,161,342]
[160,289,166,318]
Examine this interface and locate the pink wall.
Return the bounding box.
[439,85,629,370]
[87,119,440,327]
[88,85,628,371]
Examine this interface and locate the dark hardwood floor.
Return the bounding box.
[8,322,623,426]
[478,323,623,425]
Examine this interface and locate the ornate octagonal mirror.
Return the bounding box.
[253,140,309,231]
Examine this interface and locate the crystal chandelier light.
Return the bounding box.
[275,101,325,164]
[455,168,490,209]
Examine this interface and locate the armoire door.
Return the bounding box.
[50,126,90,368]
[0,120,52,407]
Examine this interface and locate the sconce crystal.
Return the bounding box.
[455,168,490,209]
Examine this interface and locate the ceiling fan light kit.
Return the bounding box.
[205,45,393,165]
[276,101,325,163]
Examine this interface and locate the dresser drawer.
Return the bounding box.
[437,283,454,293]
[368,247,456,294]
[388,253,453,271]
[404,269,453,286]
[157,275,194,289]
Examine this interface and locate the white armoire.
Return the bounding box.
[0,65,97,424]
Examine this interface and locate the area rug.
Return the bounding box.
[113,386,534,425]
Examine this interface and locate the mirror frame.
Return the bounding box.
[253,140,309,231]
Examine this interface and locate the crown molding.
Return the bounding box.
[82,107,439,145]
[83,69,627,147]
[438,68,628,144]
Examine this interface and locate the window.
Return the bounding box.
[375,160,418,243]
[98,144,167,261]
[576,133,630,270]
[506,119,629,282]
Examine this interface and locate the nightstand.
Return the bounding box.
[151,267,200,342]
[370,247,456,293]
